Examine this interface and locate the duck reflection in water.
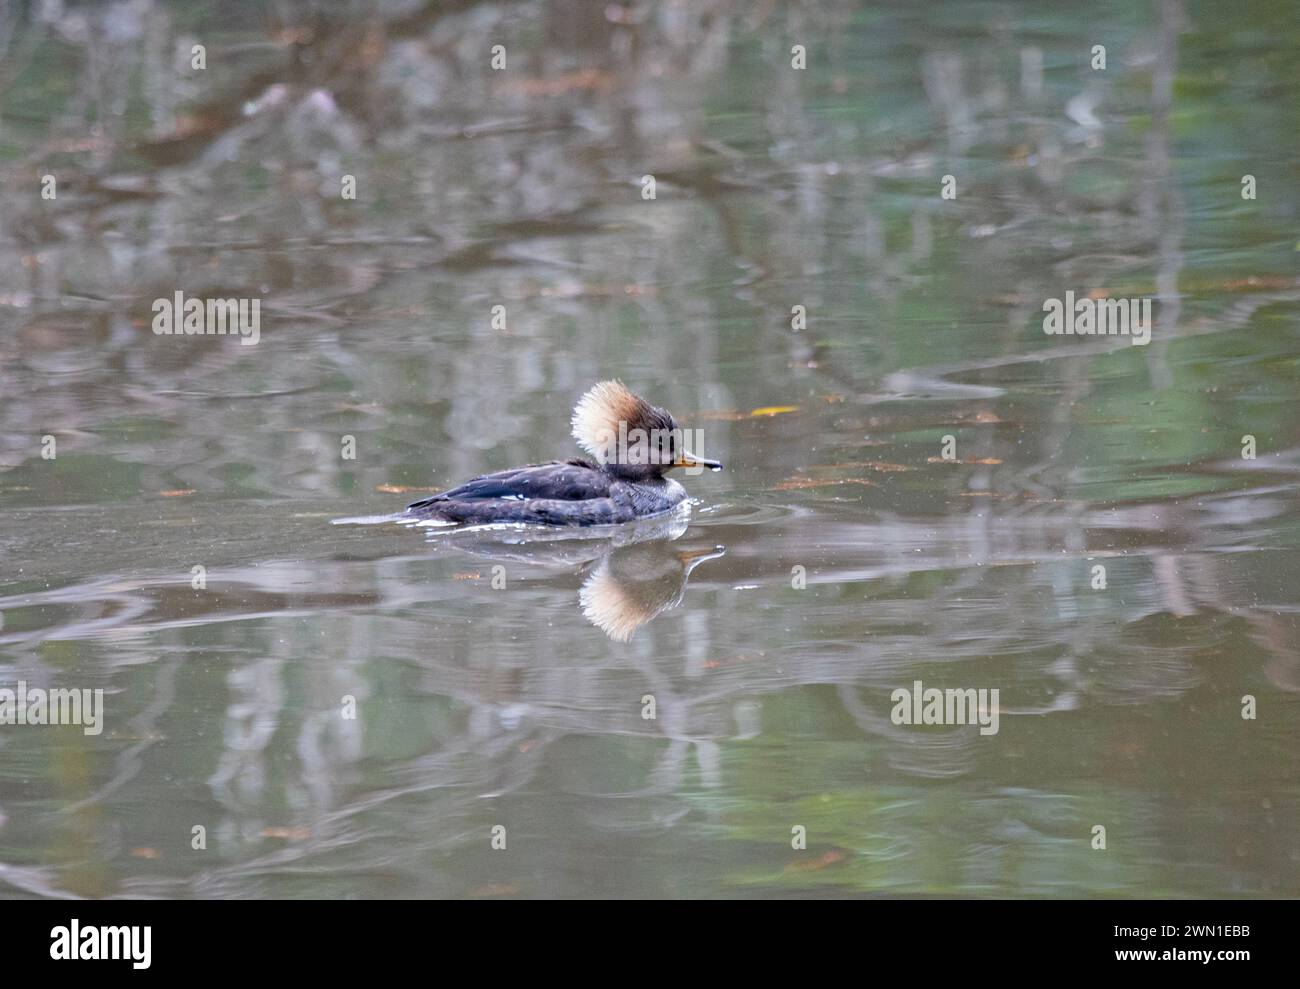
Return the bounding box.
[426,513,723,641]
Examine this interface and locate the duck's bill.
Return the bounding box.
[673,450,723,471]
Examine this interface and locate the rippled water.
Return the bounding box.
[1,0,1297,898]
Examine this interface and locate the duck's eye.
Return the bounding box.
[660,432,677,463]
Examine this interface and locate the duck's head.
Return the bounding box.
[571,380,722,482]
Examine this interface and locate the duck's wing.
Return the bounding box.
[407,460,608,509]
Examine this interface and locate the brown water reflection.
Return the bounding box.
[1,0,1298,898]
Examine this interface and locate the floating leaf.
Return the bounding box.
[750,405,800,417]
[784,849,849,873]
[702,652,761,670]
[261,826,311,840]
[498,69,614,97]
[472,883,520,897]
[375,484,441,494]
[807,461,910,472]
[773,477,875,491]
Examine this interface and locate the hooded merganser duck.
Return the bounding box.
[404,381,722,526]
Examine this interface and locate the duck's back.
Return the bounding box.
[412,460,608,504]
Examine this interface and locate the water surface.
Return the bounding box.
[1,0,1298,898]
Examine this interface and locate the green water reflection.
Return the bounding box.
[0,0,1297,898]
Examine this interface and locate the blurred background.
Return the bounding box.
[0,0,1297,898]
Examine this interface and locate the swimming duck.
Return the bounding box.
[404,381,722,526]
